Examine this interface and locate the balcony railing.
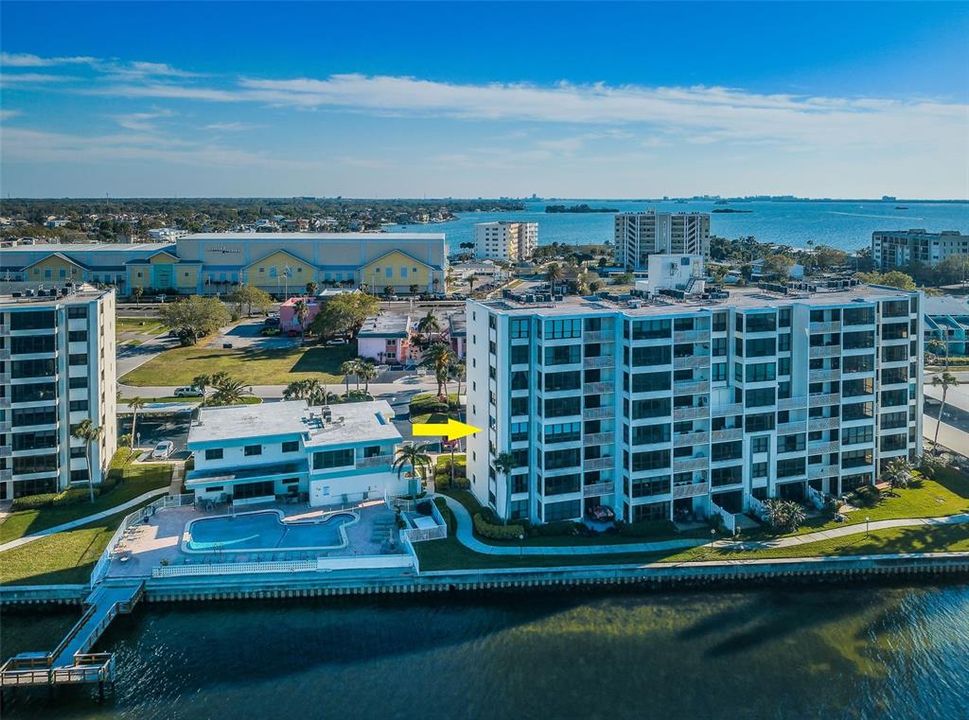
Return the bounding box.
[673,330,708,343]
[356,454,393,468]
[673,457,709,472]
[583,481,614,497]
[809,465,840,479]
[583,432,614,446]
[809,392,840,406]
[710,427,743,442]
[583,407,614,420]
[584,356,615,369]
[584,330,614,342]
[673,406,709,421]
[810,440,841,454]
[673,482,710,499]
[810,321,842,334]
[0,445,11,457]
[776,396,807,411]
[583,457,615,471]
[711,403,743,417]
[673,431,710,447]
[0,348,10,360]
[776,421,807,435]
[673,355,711,370]
[809,345,841,358]
[0,468,10,481]
[673,380,710,395]
[814,416,840,430]
[809,369,841,382]
[585,382,612,395]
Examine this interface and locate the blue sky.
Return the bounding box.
[2,1,968,198]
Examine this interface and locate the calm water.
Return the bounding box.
[187,510,354,552]
[388,199,969,253]
[4,583,968,720]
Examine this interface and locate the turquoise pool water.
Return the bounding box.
[185,510,355,552]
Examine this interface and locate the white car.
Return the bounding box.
[151,441,175,460]
[174,386,204,397]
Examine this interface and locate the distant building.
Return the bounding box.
[0,287,117,500]
[356,309,466,365]
[185,400,404,506]
[923,295,969,357]
[474,222,538,262]
[147,227,188,242]
[872,229,969,269]
[614,211,710,269]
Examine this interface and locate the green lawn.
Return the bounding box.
[126,395,262,405]
[410,393,461,425]
[0,456,172,544]
[120,342,358,386]
[0,507,140,585]
[116,317,166,337]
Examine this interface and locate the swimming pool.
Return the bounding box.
[184,510,357,553]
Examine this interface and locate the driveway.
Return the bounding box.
[205,318,300,350]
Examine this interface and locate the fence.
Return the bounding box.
[709,502,737,534]
[90,495,171,588]
[747,495,768,522]
[805,485,826,511]
[152,560,318,578]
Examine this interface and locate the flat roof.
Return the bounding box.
[923,295,969,317]
[358,312,411,337]
[181,232,445,241]
[476,284,915,318]
[188,399,401,447]
[0,242,174,253]
[0,285,112,307]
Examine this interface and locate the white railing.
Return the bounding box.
[809,321,842,334]
[673,329,708,343]
[583,356,615,369]
[710,428,743,442]
[673,406,709,421]
[809,345,840,358]
[776,421,807,435]
[673,431,710,446]
[584,382,613,394]
[163,493,195,507]
[710,503,736,534]
[809,440,841,454]
[152,560,318,578]
[673,457,709,472]
[583,407,614,420]
[584,330,614,342]
[747,494,768,521]
[806,485,826,511]
[90,495,169,587]
[583,457,614,471]
[673,380,710,395]
[357,454,393,468]
[712,403,743,416]
[316,555,414,571]
[673,355,711,370]
[777,396,807,410]
[400,525,448,543]
[814,416,840,430]
[809,369,841,382]
[232,495,275,507]
[809,392,840,406]
[400,532,420,574]
[583,432,613,446]
[583,481,614,497]
[673,482,710,499]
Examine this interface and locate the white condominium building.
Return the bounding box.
[474,222,538,262]
[0,287,117,500]
[615,211,711,269]
[872,229,969,269]
[466,282,922,526]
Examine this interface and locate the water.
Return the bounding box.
[4,583,968,719]
[186,510,354,552]
[387,199,969,253]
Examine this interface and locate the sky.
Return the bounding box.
[1,1,968,199]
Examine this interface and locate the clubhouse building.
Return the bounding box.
[0,232,448,297]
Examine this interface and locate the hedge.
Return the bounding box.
[473,511,525,541]
[11,487,90,511]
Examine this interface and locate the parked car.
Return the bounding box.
[151,441,175,459]
[174,386,204,397]
[326,338,348,346]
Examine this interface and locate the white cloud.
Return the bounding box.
[0,109,22,120]
[204,121,260,132]
[111,109,175,132]
[0,52,98,67]
[0,73,78,86]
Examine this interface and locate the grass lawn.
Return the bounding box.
[0,456,172,544]
[0,507,142,586]
[116,317,166,337]
[128,395,262,405]
[409,393,461,425]
[120,342,357,386]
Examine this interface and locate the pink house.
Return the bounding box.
[278,296,321,332]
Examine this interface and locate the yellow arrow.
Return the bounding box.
[412,418,481,441]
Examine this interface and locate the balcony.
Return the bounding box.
[583,481,614,497]
[673,330,708,343]
[583,432,613,446]
[673,355,711,370]
[814,416,840,430]
[585,382,612,395]
[673,456,709,472]
[0,419,10,433]
[711,403,743,417]
[809,465,839,480]
[0,445,11,457]
[0,468,10,482]
[710,427,743,442]
[584,356,614,370]
[673,482,710,499]
[809,368,841,382]
[809,392,840,407]
[0,372,10,384]
[810,321,842,334]
[809,345,841,359]
[776,396,806,411]
[583,457,615,471]
[583,406,614,420]
[356,454,393,468]
[673,380,710,395]
[673,406,709,421]
[777,421,807,434]
[809,440,841,454]
[673,431,710,447]
[584,330,614,342]
[0,348,10,360]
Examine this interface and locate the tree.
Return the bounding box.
[71,419,104,503]
[420,342,454,398]
[357,360,378,393]
[409,283,419,295]
[229,284,273,317]
[308,292,378,341]
[159,296,230,345]
[393,442,433,496]
[127,396,145,449]
[546,263,563,292]
[812,245,848,271]
[383,285,394,297]
[762,254,793,280]
[926,338,948,367]
[305,282,318,296]
[339,360,358,395]
[132,286,144,304]
[192,374,211,395]
[416,311,441,345]
[294,298,309,342]
[855,270,916,291]
[284,378,319,401]
[882,458,913,492]
[467,275,476,296]
[762,499,805,533]
[206,376,248,406]
[931,372,957,447]
[494,451,518,523]
[451,360,466,398]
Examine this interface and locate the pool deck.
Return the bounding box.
[106,501,403,580]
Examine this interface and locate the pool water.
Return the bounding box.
[185,510,355,552]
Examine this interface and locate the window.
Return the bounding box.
[745,387,775,408]
[244,445,262,456]
[630,319,671,340]
[511,345,529,364]
[843,426,874,446]
[67,306,88,319]
[544,499,581,522]
[282,441,299,453]
[510,319,530,339]
[631,346,671,367]
[746,338,776,357]
[205,448,224,460]
[631,371,671,393]
[542,473,580,495]
[545,371,580,391]
[632,398,671,420]
[544,397,581,418]
[544,422,581,443]
[751,436,769,453]
[69,399,89,412]
[751,462,768,478]
[711,363,727,382]
[313,448,355,469]
[631,449,670,471]
[544,345,581,365]
[745,362,776,383]
[543,319,581,339]
[632,423,670,446]
[10,310,55,330]
[68,353,88,366]
[69,376,88,389]
[68,330,88,342]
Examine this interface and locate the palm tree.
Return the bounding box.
[931,372,957,447]
[339,360,358,395]
[284,378,322,402]
[416,311,441,345]
[192,373,211,395]
[357,361,378,394]
[926,338,948,367]
[305,281,318,296]
[494,451,518,522]
[307,384,336,407]
[420,342,454,398]
[72,419,104,503]
[883,458,912,492]
[294,299,309,342]
[207,378,247,406]
[127,396,145,449]
[546,263,563,293]
[467,275,477,296]
[451,360,466,399]
[393,442,433,496]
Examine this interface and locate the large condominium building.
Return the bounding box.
[474,222,538,262]
[0,232,448,298]
[872,229,969,269]
[466,281,922,526]
[614,211,711,269]
[0,287,117,500]
[185,400,405,506]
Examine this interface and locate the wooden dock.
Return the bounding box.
[0,579,144,700]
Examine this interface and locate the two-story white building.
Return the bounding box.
[185,400,406,506]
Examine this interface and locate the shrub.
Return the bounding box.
[11,487,90,511]
[762,499,806,533]
[619,519,679,538]
[472,512,525,541]
[850,485,882,508]
[528,520,580,537]
[433,498,456,534]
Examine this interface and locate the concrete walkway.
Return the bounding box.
[0,488,170,553]
[437,495,969,557]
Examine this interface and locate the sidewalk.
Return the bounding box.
[0,488,170,553]
[437,495,969,558]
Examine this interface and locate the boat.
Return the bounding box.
[895,206,909,210]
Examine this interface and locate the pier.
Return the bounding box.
[0,578,144,700]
